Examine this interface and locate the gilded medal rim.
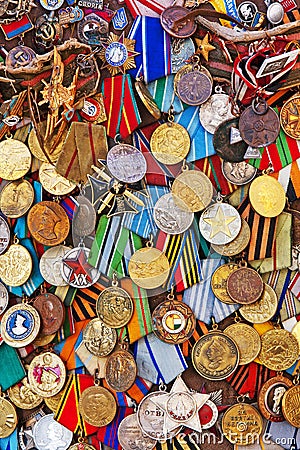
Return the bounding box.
[211,218,251,257]
[280,94,300,140]
[8,378,43,410]
[258,374,293,422]
[0,397,18,438]
[83,318,117,357]
[259,329,299,371]
[171,169,214,212]
[0,243,32,286]
[135,80,161,119]
[0,138,32,181]
[249,175,286,218]
[27,352,66,397]
[78,385,117,427]
[282,385,300,427]
[239,283,278,324]
[128,247,170,290]
[221,403,263,445]
[223,322,262,365]
[0,179,34,218]
[1,303,41,348]
[211,263,239,304]
[96,286,134,328]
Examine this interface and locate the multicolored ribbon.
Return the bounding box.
[147,75,185,114]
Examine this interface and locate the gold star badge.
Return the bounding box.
[203,205,237,239]
[195,34,215,62]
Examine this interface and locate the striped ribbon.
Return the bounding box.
[54,320,89,370]
[134,333,187,384]
[97,407,133,450]
[226,362,276,399]
[237,196,277,261]
[102,74,141,139]
[271,158,300,202]
[289,272,300,299]
[155,435,203,450]
[0,14,33,39]
[265,420,299,450]
[182,259,239,324]
[128,16,171,84]
[60,196,79,220]
[147,75,186,114]
[182,320,209,357]
[123,0,173,18]
[132,123,181,186]
[193,155,238,196]
[174,106,215,162]
[54,307,75,343]
[55,374,99,436]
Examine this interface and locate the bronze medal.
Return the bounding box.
[258,374,293,422]
[280,94,300,139]
[222,402,263,446]
[152,297,196,344]
[33,292,65,335]
[192,331,239,380]
[176,59,212,106]
[83,318,117,357]
[239,283,278,324]
[28,352,66,398]
[160,6,197,38]
[105,348,137,392]
[258,328,299,371]
[0,179,34,218]
[224,322,261,365]
[211,263,239,305]
[96,283,133,329]
[239,98,280,147]
[226,265,264,304]
[44,390,64,413]
[213,118,248,162]
[282,384,300,427]
[211,218,251,257]
[79,385,117,427]
[27,201,70,246]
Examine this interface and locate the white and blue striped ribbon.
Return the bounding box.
[183,258,239,324]
[265,420,299,450]
[134,333,187,384]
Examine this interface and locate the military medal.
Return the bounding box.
[200,93,235,134]
[176,58,213,106]
[226,263,264,304]
[280,94,300,139]
[224,320,261,365]
[153,193,194,235]
[104,343,137,392]
[135,80,161,120]
[221,161,257,186]
[0,137,31,180]
[44,391,64,413]
[171,167,214,212]
[79,380,117,427]
[69,442,96,450]
[28,352,66,398]
[28,122,66,163]
[99,32,139,76]
[211,263,239,305]
[106,143,147,184]
[0,179,34,218]
[199,200,241,245]
[0,238,32,286]
[8,378,43,410]
[128,244,170,289]
[0,216,10,255]
[39,162,76,196]
[160,6,197,38]
[96,276,133,328]
[239,283,278,323]
[249,175,286,218]
[212,218,251,257]
[152,295,196,344]
[171,37,195,73]
[213,118,248,162]
[83,318,117,357]
[0,395,18,438]
[239,98,280,148]
[33,291,65,335]
[1,303,40,348]
[0,281,8,314]
[258,328,299,371]
[118,413,156,450]
[32,414,72,450]
[258,374,293,422]
[192,329,239,380]
[27,201,70,247]
[222,401,263,445]
[39,245,71,287]
[282,384,300,427]
[61,244,100,289]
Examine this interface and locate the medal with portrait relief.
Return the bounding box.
[258,374,293,422]
[1,303,41,348]
[79,384,117,427]
[28,352,66,398]
[32,414,72,450]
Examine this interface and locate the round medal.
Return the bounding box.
[211,263,239,305]
[192,332,239,380]
[280,94,300,139]
[249,175,286,218]
[237,1,258,23]
[0,179,34,218]
[152,298,196,344]
[0,138,31,180]
[28,123,66,163]
[160,6,197,38]
[27,201,70,246]
[44,390,64,413]
[176,68,212,106]
[39,163,76,196]
[221,160,257,186]
[222,403,263,445]
[118,413,156,450]
[1,303,40,348]
[69,443,97,450]
[40,0,64,10]
[258,329,299,371]
[227,266,264,304]
[239,283,278,324]
[150,122,190,165]
[258,374,293,422]
[282,385,300,427]
[28,352,66,398]
[0,243,32,286]
[224,322,261,365]
[213,118,248,162]
[267,2,284,24]
[32,414,72,450]
[72,195,96,240]
[199,202,241,245]
[39,245,71,287]
[106,144,147,183]
[8,378,43,410]
[153,193,194,235]
[292,321,300,353]
[0,397,17,438]
[105,349,137,392]
[200,94,235,134]
[199,400,218,429]
[79,386,117,427]
[61,245,100,289]
[171,169,214,212]
[211,218,251,257]
[239,100,280,148]
[83,318,117,357]
[33,293,65,336]
[0,281,8,315]
[80,97,103,122]
[96,285,133,328]
[0,216,10,255]
[128,247,170,289]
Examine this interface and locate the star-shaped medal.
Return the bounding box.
[195,34,216,62]
[63,247,94,284]
[99,33,139,76]
[203,205,237,239]
[61,246,100,288]
[150,377,210,433]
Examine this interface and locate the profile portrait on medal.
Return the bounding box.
[265,383,287,416]
[41,299,57,328]
[30,204,61,241]
[204,338,233,370]
[238,1,257,22]
[6,310,33,339]
[84,392,110,421]
[36,420,71,450]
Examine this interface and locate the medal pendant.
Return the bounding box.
[0,137,31,180]
[0,242,32,286]
[224,321,261,365]
[239,283,278,323]
[0,396,18,438]
[105,345,137,392]
[0,216,10,256]
[32,414,72,450]
[0,179,34,218]
[171,168,213,212]
[79,385,117,427]
[99,32,139,76]
[176,59,212,106]
[280,94,300,139]
[8,377,43,410]
[135,80,161,119]
[118,413,156,450]
[61,244,100,289]
[212,218,251,257]
[39,245,71,287]
[249,174,286,218]
[258,328,299,371]
[106,143,147,184]
[222,402,263,445]
[128,245,170,289]
[221,160,257,186]
[258,374,293,422]
[226,263,264,304]
[28,352,66,398]
[200,93,235,134]
[213,118,248,162]
[33,291,65,335]
[160,6,197,38]
[211,263,239,305]
[1,303,40,348]
[153,193,194,235]
[83,318,117,357]
[69,441,97,450]
[199,201,241,245]
[39,162,76,196]
[150,121,190,165]
[282,384,300,427]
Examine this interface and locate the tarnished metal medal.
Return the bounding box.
[33,292,65,335]
[200,93,235,134]
[258,329,299,371]
[0,179,34,218]
[221,160,257,186]
[176,58,212,106]
[79,385,117,427]
[106,143,147,183]
[160,6,197,38]
[83,318,117,357]
[224,321,261,365]
[118,413,156,450]
[239,283,278,323]
[213,118,248,162]
[153,193,194,235]
[105,347,137,392]
[226,264,264,304]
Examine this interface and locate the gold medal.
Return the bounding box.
[258,328,299,371]
[0,240,32,286]
[0,137,31,180]
[280,94,300,140]
[249,175,286,218]
[105,346,137,392]
[28,123,66,163]
[28,352,66,398]
[222,402,263,445]
[239,283,278,324]
[44,390,65,413]
[192,330,239,380]
[8,378,43,410]
[135,80,161,120]
[211,263,239,305]
[282,384,300,427]
[83,318,117,357]
[258,373,293,422]
[224,321,261,365]
[0,395,18,438]
[39,162,76,196]
[0,179,34,218]
[150,120,190,165]
[128,246,170,289]
[79,385,117,427]
[171,168,214,212]
[292,321,300,353]
[211,218,251,257]
[1,303,40,348]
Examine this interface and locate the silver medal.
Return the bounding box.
[199,202,241,245]
[154,193,194,235]
[72,195,96,246]
[0,281,8,316]
[222,160,257,185]
[118,413,156,450]
[106,143,147,183]
[39,245,72,287]
[200,93,235,134]
[32,414,73,450]
[0,216,10,255]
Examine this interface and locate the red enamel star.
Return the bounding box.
[63,248,94,284]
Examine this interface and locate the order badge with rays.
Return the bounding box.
[99,32,139,76]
